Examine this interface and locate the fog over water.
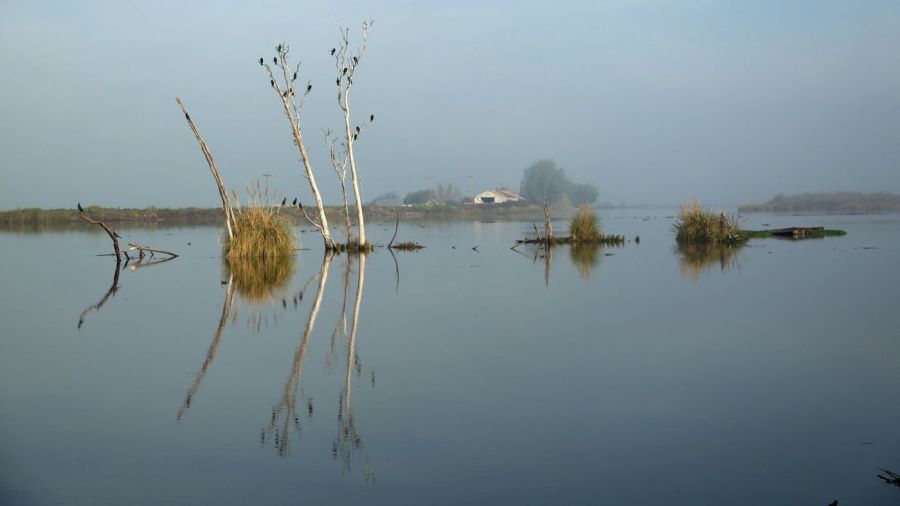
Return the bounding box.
[1,0,899,210]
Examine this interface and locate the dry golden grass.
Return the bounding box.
[224,182,295,261]
[674,199,743,244]
[569,204,601,241]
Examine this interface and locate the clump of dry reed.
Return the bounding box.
[569,204,601,241]
[674,199,743,244]
[224,181,295,261]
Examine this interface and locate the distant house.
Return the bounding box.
[473,189,525,204]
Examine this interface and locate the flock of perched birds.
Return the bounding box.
[281,198,303,211]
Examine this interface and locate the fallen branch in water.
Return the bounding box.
[127,243,179,260]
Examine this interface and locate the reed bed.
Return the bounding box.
[674,199,744,244]
[224,182,295,260]
[569,204,601,241]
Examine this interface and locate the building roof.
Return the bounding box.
[475,188,524,200]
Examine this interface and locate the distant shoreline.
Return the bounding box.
[740,192,900,214]
[0,203,554,229]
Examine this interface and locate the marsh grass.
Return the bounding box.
[569,204,601,241]
[674,199,744,244]
[224,181,295,261]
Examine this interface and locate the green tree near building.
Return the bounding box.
[519,159,598,206]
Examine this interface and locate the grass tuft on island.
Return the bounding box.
[674,199,744,245]
[225,206,294,261]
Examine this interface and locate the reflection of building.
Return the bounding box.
[473,189,525,204]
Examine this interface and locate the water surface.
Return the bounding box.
[1,211,899,505]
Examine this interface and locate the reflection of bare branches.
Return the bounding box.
[264,253,333,457]
[77,260,122,330]
[878,468,900,488]
[177,274,235,422]
[124,254,178,271]
[333,253,374,482]
[327,257,353,371]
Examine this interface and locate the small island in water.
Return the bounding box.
[740,192,900,214]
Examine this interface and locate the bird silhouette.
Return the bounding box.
[330,48,336,55]
[281,197,286,206]
[292,72,297,81]
[353,134,357,141]
[259,57,263,65]
[342,67,347,75]
[270,79,274,87]
[277,44,282,52]
[77,202,84,213]
[298,201,303,211]
[273,56,278,65]
[336,78,340,86]
[353,56,358,64]
[292,198,297,206]
[356,126,360,134]
[370,114,374,122]
[306,83,312,92]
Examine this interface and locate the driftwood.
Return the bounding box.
[516,235,626,246]
[79,213,122,260]
[176,97,237,241]
[127,243,178,260]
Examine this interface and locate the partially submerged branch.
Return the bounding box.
[79,211,122,260]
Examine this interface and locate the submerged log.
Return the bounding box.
[516,235,626,246]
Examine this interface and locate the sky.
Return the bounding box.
[1,0,899,210]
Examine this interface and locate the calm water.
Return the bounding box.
[2,211,899,505]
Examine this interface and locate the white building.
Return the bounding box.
[473,189,525,204]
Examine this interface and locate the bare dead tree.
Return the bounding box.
[333,20,375,248]
[260,45,335,250]
[175,97,237,240]
[325,129,353,242]
[79,211,122,260]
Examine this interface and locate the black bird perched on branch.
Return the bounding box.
[277,44,282,52]
[281,197,286,206]
[342,67,347,75]
[370,114,374,122]
[292,72,297,81]
[353,133,357,141]
[259,57,263,65]
[331,48,336,55]
[307,83,312,92]
[77,202,84,214]
[270,79,274,87]
[353,56,358,64]
[283,91,288,98]
[184,112,190,121]
[298,201,303,211]
[273,56,278,65]
[336,78,340,86]
[356,126,360,134]
[292,198,297,206]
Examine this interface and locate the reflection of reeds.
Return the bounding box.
[569,243,601,279]
[226,255,295,303]
[677,242,742,281]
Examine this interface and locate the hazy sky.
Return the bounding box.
[1,0,898,210]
